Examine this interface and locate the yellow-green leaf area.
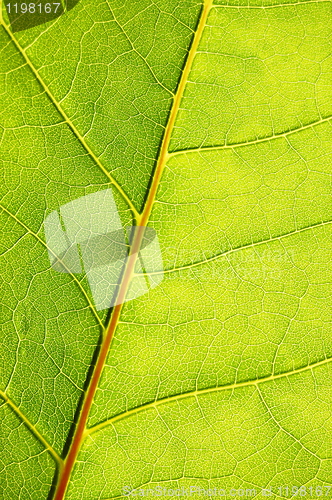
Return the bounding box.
[170,3,332,151]
[1,0,332,498]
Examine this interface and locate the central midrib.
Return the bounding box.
[52,1,213,498]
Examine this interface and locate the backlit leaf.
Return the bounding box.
[1,0,332,499]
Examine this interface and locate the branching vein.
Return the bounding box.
[0,390,63,466]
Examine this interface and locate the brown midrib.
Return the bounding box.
[52,1,213,498]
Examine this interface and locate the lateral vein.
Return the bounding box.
[136,218,332,276]
[168,114,332,158]
[0,204,104,329]
[0,20,139,220]
[86,355,332,435]
[0,390,63,466]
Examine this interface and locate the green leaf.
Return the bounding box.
[1,0,332,499]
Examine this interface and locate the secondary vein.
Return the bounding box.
[0,19,139,220]
[167,114,332,158]
[86,355,332,436]
[0,390,63,467]
[0,204,104,329]
[136,218,332,276]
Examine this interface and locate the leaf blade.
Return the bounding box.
[1,0,332,498]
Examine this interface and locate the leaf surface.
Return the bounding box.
[1,0,332,499]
